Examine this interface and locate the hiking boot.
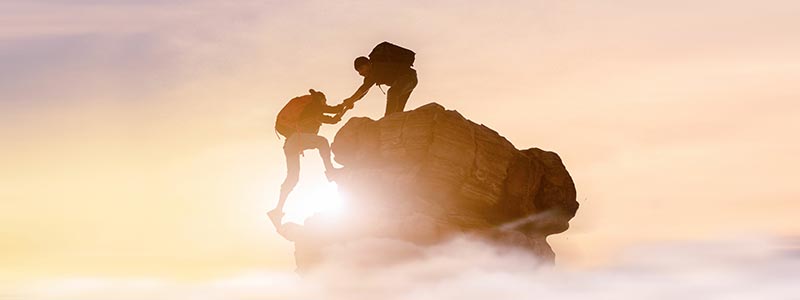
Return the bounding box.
[267,209,284,228]
[325,168,342,182]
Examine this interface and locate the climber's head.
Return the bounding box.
[354,56,371,77]
[308,89,327,104]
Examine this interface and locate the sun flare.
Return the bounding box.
[282,181,344,224]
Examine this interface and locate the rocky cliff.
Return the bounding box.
[279,103,578,272]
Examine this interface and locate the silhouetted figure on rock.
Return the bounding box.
[269,89,344,227]
[279,103,578,271]
[343,42,418,117]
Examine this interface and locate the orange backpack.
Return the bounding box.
[275,95,313,139]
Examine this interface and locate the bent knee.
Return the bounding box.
[312,136,331,150]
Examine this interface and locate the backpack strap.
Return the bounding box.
[377,84,387,95]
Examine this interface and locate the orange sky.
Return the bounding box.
[1,0,799,283]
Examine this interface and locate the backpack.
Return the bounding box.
[369,41,415,67]
[275,95,314,139]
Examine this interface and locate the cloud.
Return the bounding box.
[7,237,799,300]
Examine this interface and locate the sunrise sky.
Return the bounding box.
[1,0,799,286]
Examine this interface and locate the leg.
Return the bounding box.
[297,133,340,181]
[277,151,300,212]
[316,138,335,172]
[385,90,400,117]
[385,71,418,116]
[397,70,418,112]
[308,135,334,172]
[396,88,413,113]
[294,133,335,172]
[270,136,301,226]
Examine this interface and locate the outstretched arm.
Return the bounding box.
[322,103,342,114]
[344,79,374,108]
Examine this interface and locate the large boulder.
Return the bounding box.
[283,103,578,272]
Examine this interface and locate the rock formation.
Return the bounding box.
[278,103,578,272]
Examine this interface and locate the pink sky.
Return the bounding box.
[1,0,799,282]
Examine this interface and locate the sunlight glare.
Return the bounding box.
[282,181,344,224]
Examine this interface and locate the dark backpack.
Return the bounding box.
[275,95,314,138]
[369,42,415,67]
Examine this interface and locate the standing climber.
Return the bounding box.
[342,41,418,117]
[269,89,343,227]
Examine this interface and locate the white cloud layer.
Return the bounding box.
[7,237,799,300]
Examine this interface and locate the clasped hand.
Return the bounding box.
[342,98,356,110]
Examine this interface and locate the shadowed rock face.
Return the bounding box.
[285,103,578,272]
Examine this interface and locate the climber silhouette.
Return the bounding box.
[269,89,344,227]
[342,42,418,117]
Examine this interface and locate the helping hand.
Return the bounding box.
[342,98,356,110]
[333,112,343,123]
